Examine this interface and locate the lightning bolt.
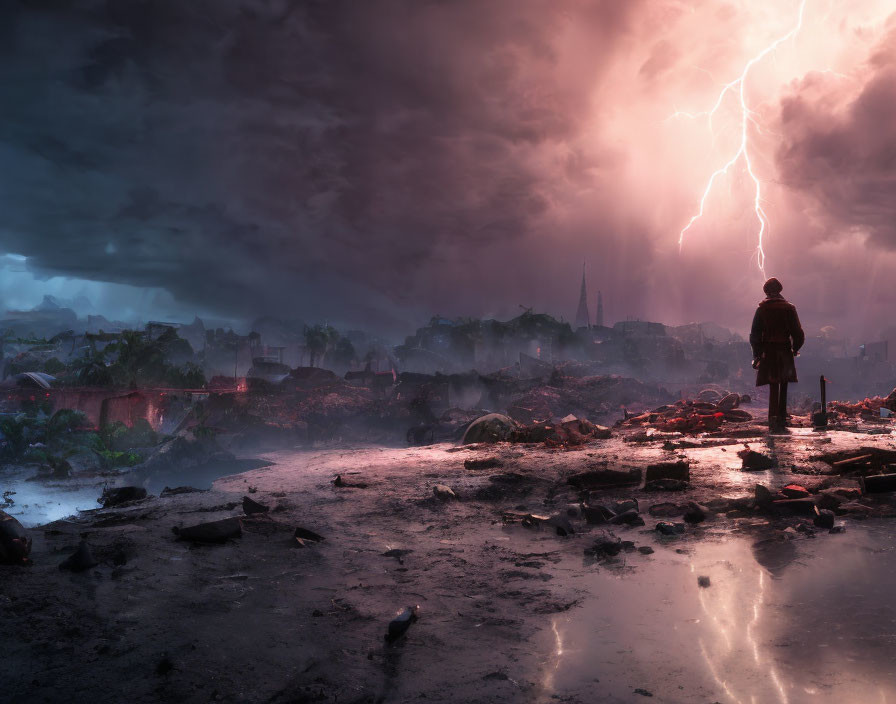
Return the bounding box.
[676,0,807,274]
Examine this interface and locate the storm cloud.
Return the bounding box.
[0,0,894,340]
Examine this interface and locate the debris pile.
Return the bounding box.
[618,393,752,434]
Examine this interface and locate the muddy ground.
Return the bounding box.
[4,424,896,703]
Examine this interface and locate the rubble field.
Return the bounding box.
[5,423,896,702]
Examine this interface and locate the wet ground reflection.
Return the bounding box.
[541,524,896,703]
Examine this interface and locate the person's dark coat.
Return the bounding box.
[749,294,804,386]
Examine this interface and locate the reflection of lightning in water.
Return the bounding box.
[538,618,566,700]
[699,639,742,704]
[675,0,808,274]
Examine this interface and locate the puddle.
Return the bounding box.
[1,458,266,527]
[538,523,896,703]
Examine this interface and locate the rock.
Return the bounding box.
[567,468,641,490]
[59,540,98,572]
[645,461,690,483]
[461,413,519,444]
[738,449,776,471]
[718,393,741,411]
[633,688,653,697]
[610,510,645,526]
[648,502,684,517]
[781,484,810,499]
[754,484,774,508]
[697,575,711,588]
[242,496,270,515]
[565,503,581,518]
[829,525,846,534]
[813,509,836,529]
[644,479,689,492]
[433,484,457,501]
[294,526,325,547]
[585,530,623,557]
[173,517,242,544]
[614,499,639,514]
[464,457,503,470]
[0,510,32,565]
[581,503,615,525]
[385,605,418,642]
[99,486,147,508]
[683,502,707,524]
[160,486,207,498]
[638,546,654,555]
[654,521,685,536]
[816,490,845,511]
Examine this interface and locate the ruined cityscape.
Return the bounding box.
[4,0,896,702]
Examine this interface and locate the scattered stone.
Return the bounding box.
[565,503,581,518]
[0,510,31,565]
[382,548,413,562]
[644,478,689,492]
[813,509,835,529]
[464,457,503,470]
[294,526,325,547]
[59,540,98,572]
[614,499,639,514]
[610,510,645,527]
[645,460,690,483]
[648,502,683,517]
[242,496,270,515]
[738,449,776,471]
[772,498,817,516]
[173,517,242,544]
[385,605,419,642]
[683,502,707,524]
[697,576,711,588]
[99,486,147,508]
[829,525,846,534]
[433,484,457,501]
[637,546,654,555]
[781,484,811,499]
[159,486,207,498]
[654,521,685,536]
[634,689,653,697]
[567,468,641,490]
[483,672,509,681]
[621,540,636,552]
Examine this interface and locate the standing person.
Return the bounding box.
[749,277,805,433]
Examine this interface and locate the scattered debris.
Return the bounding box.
[333,474,368,489]
[173,517,242,544]
[242,496,270,515]
[654,522,685,536]
[159,486,207,498]
[648,502,684,517]
[781,484,810,499]
[644,479,689,492]
[813,508,836,529]
[644,461,690,483]
[738,449,776,471]
[697,576,711,588]
[638,546,654,555]
[567,468,641,490]
[433,484,457,501]
[683,502,707,524]
[584,531,623,558]
[294,526,325,547]
[461,413,518,444]
[860,474,896,493]
[385,605,419,642]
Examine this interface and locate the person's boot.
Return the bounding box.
[767,415,778,434]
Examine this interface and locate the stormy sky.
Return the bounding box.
[1,0,894,340]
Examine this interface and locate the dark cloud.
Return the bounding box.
[776,22,896,248]
[0,0,643,331]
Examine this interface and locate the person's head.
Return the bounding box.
[763,277,783,296]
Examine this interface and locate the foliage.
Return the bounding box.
[0,415,31,459]
[303,324,341,367]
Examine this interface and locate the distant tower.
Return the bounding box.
[595,290,604,328]
[575,263,590,329]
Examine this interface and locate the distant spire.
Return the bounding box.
[596,290,604,328]
[575,262,590,329]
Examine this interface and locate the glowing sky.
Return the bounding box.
[1,0,894,339]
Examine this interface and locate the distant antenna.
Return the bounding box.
[574,261,590,329]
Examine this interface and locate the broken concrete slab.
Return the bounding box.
[738,450,776,471]
[860,473,896,493]
[242,496,270,515]
[59,540,98,572]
